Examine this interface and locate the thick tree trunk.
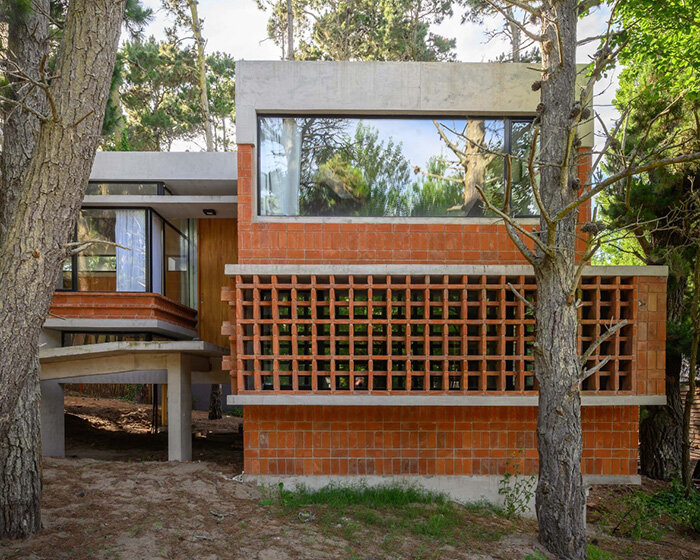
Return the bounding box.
[0,368,41,539]
[534,2,586,559]
[640,351,683,479]
[682,252,700,489]
[0,0,125,538]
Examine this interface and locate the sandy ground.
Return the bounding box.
[0,397,698,559]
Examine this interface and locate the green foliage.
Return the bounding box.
[409,157,464,216]
[497,455,536,518]
[104,37,201,151]
[258,1,456,61]
[206,52,235,151]
[606,480,700,541]
[586,544,619,560]
[616,0,700,97]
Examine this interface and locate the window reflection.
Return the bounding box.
[258,116,536,218]
[76,209,147,292]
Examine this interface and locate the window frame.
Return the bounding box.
[59,206,192,307]
[255,113,537,220]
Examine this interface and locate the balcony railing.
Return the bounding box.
[222,265,666,398]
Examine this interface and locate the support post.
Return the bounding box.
[40,380,64,457]
[167,354,192,461]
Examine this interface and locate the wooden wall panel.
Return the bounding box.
[197,218,238,346]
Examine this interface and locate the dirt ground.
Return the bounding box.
[0,397,698,560]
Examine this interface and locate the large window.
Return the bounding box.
[85,182,171,195]
[258,116,537,218]
[60,208,193,307]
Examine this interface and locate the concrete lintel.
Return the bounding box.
[242,474,640,517]
[42,318,197,339]
[253,215,539,226]
[225,263,668,278]
[236,61,594,146]
[82,195,238,219]
[227,394,667,407]
[52,370,168,385]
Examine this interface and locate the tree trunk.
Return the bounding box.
[0,368,41,539]
[640,351,683,479]
[505,6,521,62]
[534,2,586,558]
[208,384,223,420]
[0,0,125,538]
[187,0,214,151]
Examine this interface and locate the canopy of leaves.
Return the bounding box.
[616,0,700,97]
[259,0,456,61]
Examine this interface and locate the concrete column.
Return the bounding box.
[40,380,65,457]
[167,354,192,461]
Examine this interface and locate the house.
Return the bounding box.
[40,61,667,504]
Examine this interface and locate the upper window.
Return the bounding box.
[258,116,536,218]
[86,182,171,195]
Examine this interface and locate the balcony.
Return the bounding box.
[47,292,198,339]
[222,265,667,405]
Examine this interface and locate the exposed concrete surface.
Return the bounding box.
[245,474,640,518]
[167,354,193,461]
[90,151,237,195]
[81,195,238,219]
[225,263,668,278]
[227,394,667,407]
[42,318,198,339]
[40,380,65,458]
[236,61,594,146]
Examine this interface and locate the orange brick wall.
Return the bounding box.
[236,145,591,265]
[635,276,667,395]
[243,405,639,477]
[49,292,198,331]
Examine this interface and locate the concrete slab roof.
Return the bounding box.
[90,151,237,195]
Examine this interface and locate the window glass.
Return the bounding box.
[258,116,536,218]
[86,182,164,195]
[75,209,147,292]
[164,221,190,306]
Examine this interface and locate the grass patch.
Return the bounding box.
[263,482,512,556]
[603,480,700,541]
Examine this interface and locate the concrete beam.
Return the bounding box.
[227,394,667,407]
[167,354,192,461]
[40,380,65,458]
[236,61,595,146]
[225,263,668,278]
[42,318,197,340]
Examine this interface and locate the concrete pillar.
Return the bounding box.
[40,380,65,457]
[167,354,192,461]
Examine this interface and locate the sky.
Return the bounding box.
[138,0,621,151]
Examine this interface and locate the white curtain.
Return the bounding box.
[261,118,302,215]
[115,210,146,291]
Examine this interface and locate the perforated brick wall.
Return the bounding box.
[243,405,639,477]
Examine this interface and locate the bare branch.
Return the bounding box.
[580,319,628,367]
[66,239,129,257]
[0,94,49,121]
[582,355,611,381]
[482,0,546,43]
[508,282,535,310]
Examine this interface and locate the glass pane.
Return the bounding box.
[58,258,72,289]
[164,221,190,306]
[85,182,162,195]
[76,209,147,292]
[509,121,538,217]
[258,116,530,218]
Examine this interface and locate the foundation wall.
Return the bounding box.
[243,405,639,477]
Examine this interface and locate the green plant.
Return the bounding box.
[586,544,619,560]
[498,455,536,518]
[524,553,547,560]
[609,479,700,540]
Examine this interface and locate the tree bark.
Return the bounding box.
[208,384,223,420]
[682,251,700,489]
[533,2,586,558]
[187,0,214,152]
[0,0,125,538]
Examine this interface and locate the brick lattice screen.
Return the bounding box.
[224,273,654,396]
